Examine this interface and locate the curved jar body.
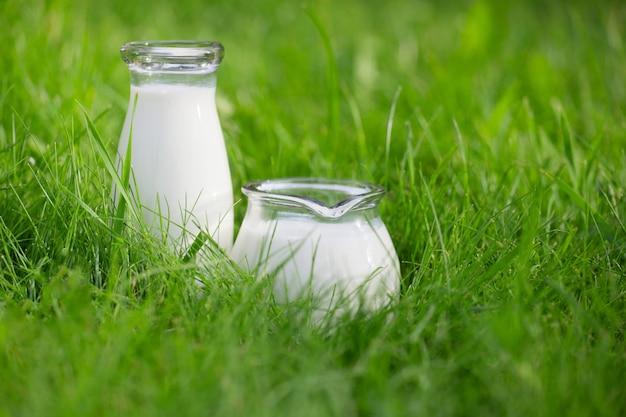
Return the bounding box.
[231,178,401,317]
[115,41,233,251]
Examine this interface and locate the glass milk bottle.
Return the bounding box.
[230,178,401,319]
[115,41,233,252]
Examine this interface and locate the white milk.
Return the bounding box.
[231,212,401,316]
[116,84,234,251]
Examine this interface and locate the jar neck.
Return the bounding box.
[247,198,382,223]
[242,178,386,222]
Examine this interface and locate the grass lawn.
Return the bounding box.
[1,0,625,415]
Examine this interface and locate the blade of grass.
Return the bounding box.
[419,169,451,290]
[385,86,402,186]
[303,6,339,143]
[78,97,138,295]
[77,101,138,227]
[540,168,600,219]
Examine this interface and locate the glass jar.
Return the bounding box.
[231,178,401,318]
[114,40,233,252]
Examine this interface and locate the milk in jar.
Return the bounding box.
[230,178,401,317]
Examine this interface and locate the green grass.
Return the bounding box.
[1,0,625,415]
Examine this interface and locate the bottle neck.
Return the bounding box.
[128,69,218,87]
[121,40,223,87]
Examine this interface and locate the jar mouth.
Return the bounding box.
[242,178,385,219]
[121,40,224,74]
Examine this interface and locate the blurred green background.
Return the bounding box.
[1,1,625,416]
[3,0,624,182]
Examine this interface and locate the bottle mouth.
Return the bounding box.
[242,178,386,219]
[121,40,224,74]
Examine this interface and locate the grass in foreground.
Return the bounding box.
[1,0,625,416]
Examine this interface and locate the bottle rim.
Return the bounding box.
[242,177,386,219]
[121,40,224,74]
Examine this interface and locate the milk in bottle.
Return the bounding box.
[115,41,233,252]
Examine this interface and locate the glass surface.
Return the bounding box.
[120,41,224,85]
[242,177,385,219]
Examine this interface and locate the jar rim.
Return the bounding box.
[121,40,224,74]
[242,177,386,219]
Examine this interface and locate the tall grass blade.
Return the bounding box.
[419,169,450,289]
[385,86,402,185]
[304,7,340,142]
[78,101,138,224]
